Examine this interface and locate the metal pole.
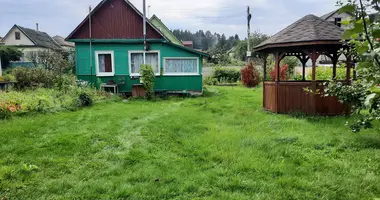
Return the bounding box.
[143,0,147,64]
[247,6,252,62]
[89,6,93,83]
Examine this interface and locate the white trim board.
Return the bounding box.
[95,50,115,77]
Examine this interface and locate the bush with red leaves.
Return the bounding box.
[270,64,289,81]
[241,63,260,88]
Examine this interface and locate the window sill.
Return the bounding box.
[130,74,161,77]
[163,73,200,76]
[96,73,115,77]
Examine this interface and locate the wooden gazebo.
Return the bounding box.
[254,14,351,116]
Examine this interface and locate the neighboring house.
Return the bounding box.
[0,25,61,65]
[316,9,352,65]
[0,37,4,45]
[182,41,194,49]
[320,9,352,29]
[149,15,183,46]
[53,35,75,52]
[66,0,208,94]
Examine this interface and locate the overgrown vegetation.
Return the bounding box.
[324,0,380,132]
[213,67,241,83]
[0,46,22,69]
[140,64,156,100]
[0,87,379,199]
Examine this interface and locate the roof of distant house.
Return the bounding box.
[53,35,74,47]
[254,14,344,50]
[2,25,61,49]
[150,15,183,46]
[320,9,340,20]
[182,41,193,45]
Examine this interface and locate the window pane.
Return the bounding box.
[165,59,197,74]
[131,53,143,74]
[146,53,159,73]
[15,32,20,40]
[98,54,112,73]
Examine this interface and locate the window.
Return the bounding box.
[95,51,114,76]
[15,32,21,40]
[164,58,199,75]
[129,51,160,76]
[334,18,342,27]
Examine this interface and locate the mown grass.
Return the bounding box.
[1,86,380,199]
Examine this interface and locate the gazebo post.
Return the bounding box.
[262,53,268,108]
[310,49,319,115]
[275,52,281,113]
[331,53,338,80]
[263,54,268,81]
[346,54,352,82]
[296,53,309,81]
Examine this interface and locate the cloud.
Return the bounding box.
[0,0,339,39]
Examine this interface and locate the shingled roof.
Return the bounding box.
[254,14,344,51]
[14,25,61,50]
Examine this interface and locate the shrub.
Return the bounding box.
[78,93,93,107]
[213,67,241,83]
[270,64,289,81]
[203,77,218,86]
[241,63,260,88]
[306,66,350,80]
[140,64,155,100]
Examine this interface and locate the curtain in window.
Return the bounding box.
[98,54,105,72]
[98,54,112,73]
[165,59,197,73]
[145,53,159,73]
[131,53,144,74]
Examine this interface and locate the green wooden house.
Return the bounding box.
[66,0,208,94]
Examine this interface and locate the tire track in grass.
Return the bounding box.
[99,102,184,157]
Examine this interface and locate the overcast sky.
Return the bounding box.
[0,0,338,39]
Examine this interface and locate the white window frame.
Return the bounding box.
[128,50,161,76]
[95,50,115,77]
[163,57,200,76]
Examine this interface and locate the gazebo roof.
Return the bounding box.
[254,14,344,51]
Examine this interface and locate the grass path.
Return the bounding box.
[1,87,380,199]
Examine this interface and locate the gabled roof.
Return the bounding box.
[66,0,168,41]
[254,14,344,51]
[149,15,183,46]
[53,36,74,47]
[320,9,340,20]
[1,25,61,50]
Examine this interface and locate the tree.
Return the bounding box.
[233,31,269,62]
[324,0,380,132]
[0,47,22,69]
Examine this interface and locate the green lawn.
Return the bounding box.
[1,86,380,199]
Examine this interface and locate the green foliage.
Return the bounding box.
[281,56,300,76]
[212,67,241,83]
[203,77,218,86]
[326,0,380,131]
[233,31,269,61]
[140,64,155,100]
[0,46,23,68]
[306,66,349,80]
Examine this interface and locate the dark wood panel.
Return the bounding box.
[70,0,162,40]
[264,81,348,116]
[264,82,276,112]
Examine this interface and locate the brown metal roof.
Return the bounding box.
[66,0,165,40]
[254,14,344,51]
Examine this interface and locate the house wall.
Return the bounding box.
[325,12,352,30]
[3,27,34,46]
[75,42,203,92]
